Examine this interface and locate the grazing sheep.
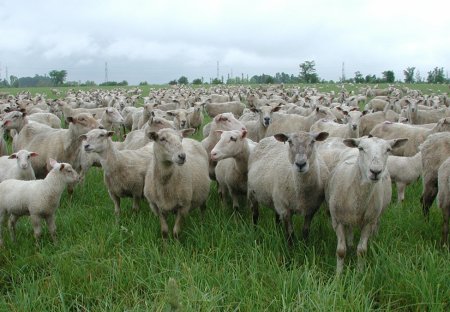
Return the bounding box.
[387,152,422,202]
[420,132,450,218]
[326,137,408,274]
[144,128,211,239]
[81,129,153,219]
[0,159,80,246]
[370,117,450,156]
[205,101,246,118]
[210,129,255,210]
[247,131,329,245]
[437,157,450,245]
[0,150,38,182]
[265,106,336,137]
[201,113,246,180]
[14,113,102,178]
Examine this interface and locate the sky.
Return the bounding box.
[0,0,449,85]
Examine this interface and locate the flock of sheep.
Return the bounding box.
[0,84,449,274]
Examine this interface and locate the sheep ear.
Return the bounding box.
[79,134,87,141]
[49,158,58,168]
[250,107,259,113]
[273,104,282,112]
[343,138,360,148]
[241,129,248,139]
[59,164,65,171]
[181,128,195,137]
[30,152,38,157]
[148,131,158,141]
[313,132,329,142]
[167,111,176,116]
[343,111,349,116]
[389,138,408,150]
[274,133,289,143]
[107,131,115,137]
[67,117,74,124]
[8,153,18,159]
[214,130,224,135]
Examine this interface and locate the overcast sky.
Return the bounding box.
[0,0,448,85]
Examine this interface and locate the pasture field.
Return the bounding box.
[0,84,449,311]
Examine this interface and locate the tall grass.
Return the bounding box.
[0,84,448,311]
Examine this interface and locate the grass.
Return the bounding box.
[0,84,449,311]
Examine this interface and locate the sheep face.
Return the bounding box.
[81,129,114,153]
[274,131,328,173]
[67,113,103,132]
[149,128,194,166]
[168,109,189,130]
[210,129,247,161]
[105,108,124,125]
[435,117,450,131]
[343,137,408,182]
[49,159,80,184]
[147,116,174,133]
[2,111,25,130]
[252,104,282,128]
[213,113,246,132]
[9,150,38,169]
[344,110,363,133]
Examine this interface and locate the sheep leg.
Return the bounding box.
[109,191,121,220]
[158,211,169,239]
[302,209,319,240]
[335,223,347,275]
[442,204,449,247]
[45,214,57,243]
[230,191,240,211]
[345,225,354,248]
[357,223,373,272]
[173,211,184,240]
[0,210,5,246]
[248,193,259,225]
[30,214,42,246]
[132,196,140,213]
[421,182,438,219]
[396,182,406,203]
[8,214,18,243]
[282,211,294,247]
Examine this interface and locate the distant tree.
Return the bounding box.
[382,70,395,83]
[354,71,364,83]
[192,78,202,85]
[168,80,177,85]
[9,75,19,88]
[48,70,67,85]
[365,74,377,83]
[299,60,319,83]
[211,78,222,85]
[427,67,445,83]
[403,67,415,83]
[139,81,148,86]
[178,76,188,85]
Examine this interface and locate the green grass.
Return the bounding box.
[0,84,449,311]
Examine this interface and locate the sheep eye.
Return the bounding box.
[160,137,166,142]
[387,148,392,153]
[287,139,293,145]
[358,147,364,151]
[230,137,237,142]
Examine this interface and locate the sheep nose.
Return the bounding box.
[98,125,105,129]
[352,124,357,130]
[178,153,186,162]
[295,161,307,170]
[370,168,382,178]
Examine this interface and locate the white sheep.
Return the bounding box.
[0,159,80,246]
[204,101,246,118]
[243,103,283,142]
[0,123,7,156]
[0,150,38,182]
[311,110,364,138]
[210,129,255,210]
[144,128,211,239]
[28,112,61,129]
[387,152,422,202]
[437,157,450,245]
[247,131,329,245]
[81,129,153,219]
[326,136,407,274]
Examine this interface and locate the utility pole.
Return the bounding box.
[105,62,108,83]
[341,62,346,82]
[5,66,8,83]
[216,61,219,79]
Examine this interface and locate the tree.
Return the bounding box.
[354,71,364,83]
[211,78,222,85]
[382,70,395,83]
[168,79,177,85]
[10,75,19,88]
[192,78,202,85]
[178,76,188,85]
[427,67,445,83]
[403,67,415,83]
[299,60,319,83]
[48,70,67,85]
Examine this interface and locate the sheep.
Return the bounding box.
[0,159,80,247]
[99,107,124,137]
[167,109,190,129]
[264,106,336,137]
[14,113,102,179]
[437,157,450,245]
[387,152,422,202]
[311,110,364,138]
[370,117,450,156]
[242,103,283,142]
[0,150,38,182]
[210,129,255,210]
[406,98,450,124]
[420,132,450,218]
[201,113,246,180]
[122,106,142,131]
[364,98,389,112]
[80,129,153,219]
[27,112,61,129]
[247,131,329,246]
[186,105,204,132]
[144,128,211,239]
[0,123,7,156]
[326,136,408,274]
[359,108,400,136]
[204,101,246,118]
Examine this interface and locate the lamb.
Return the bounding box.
[247,131,329,246]
[420,132,450,219]
[204,101,246,118]
[311,110,363,138]
[437,157,450,245]
[0,150,38,182]
[326,136,408,274]
[0,159,80,247]
[265,106,336,137]
[81,129,153,219]
[144,128,211,239]
[201,113,246,180]
[210,129,255,210]
[370,117,450,156]
[14,112,102,178]
[387,152,422,202]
